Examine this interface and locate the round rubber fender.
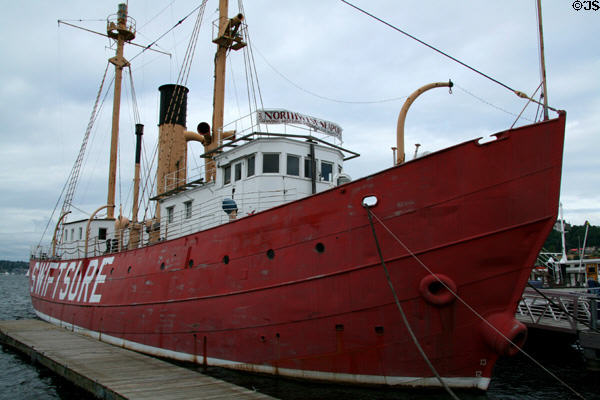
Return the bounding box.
[480,312,527,356]
[418,274,457,306]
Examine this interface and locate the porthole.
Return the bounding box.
[160,263,165,271]
[266,249,275,259]
[223,255,230,264]
[315,242,325,253]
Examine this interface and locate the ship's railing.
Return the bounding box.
[162,161,216,193]
[30,234,121,261]
[164,168,187,193]
[516,287,596,333]
[159,187,309,242]
[30,186,312,261]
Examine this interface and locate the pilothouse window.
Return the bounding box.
[287,154,300,176]
[235,162,242,181]
[223,165,231,185]
[321,161,333,182]
[184,200,192,219]
[247,155,255,177]
[263,153,279,173]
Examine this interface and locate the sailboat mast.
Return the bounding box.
[106,4,135,218]
[536,0,549,120]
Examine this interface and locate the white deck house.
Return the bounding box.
[157,134,354,241]
[51,128,357,260]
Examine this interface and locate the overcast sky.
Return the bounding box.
[1,1,598,261]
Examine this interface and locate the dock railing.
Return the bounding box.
[517,287,599,334]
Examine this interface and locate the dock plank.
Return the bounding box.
[0,319,274,400]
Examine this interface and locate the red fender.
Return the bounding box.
[418,274,457,306]
[481,312,527,356]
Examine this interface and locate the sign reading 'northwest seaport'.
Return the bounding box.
[258,109,342,140]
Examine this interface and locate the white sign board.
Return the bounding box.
[257,109,342,140]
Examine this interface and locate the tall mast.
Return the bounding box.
[208,0,246,181]
[106,4,135,218]
[536,0,549,120]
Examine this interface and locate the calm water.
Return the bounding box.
[1,274,599,399]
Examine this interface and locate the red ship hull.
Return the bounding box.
[29,114,565,390]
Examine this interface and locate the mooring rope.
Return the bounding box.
[364,205,460,399]
[365,207,585,399]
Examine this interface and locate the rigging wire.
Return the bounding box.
[127,67,142,125]
[38,58,114,253]
[122,66,141,219]
[54,62,111,245]
[339,0,559,113]
[129,2,206,62]
[534,94,543,122]
[163,0,206,180]
[237,0,265,130]
[510,82,543,129]
[252,44,407,105]
[241,37,256,128]
[138,0,177,30]
[140,0,208,221]
[366,208,586,400]
[454,84,533,123]
[77,75,114,211]
[339,0,515,92]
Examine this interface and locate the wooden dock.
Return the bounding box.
[0,319,275,400]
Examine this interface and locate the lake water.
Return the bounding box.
[1,274,598,399]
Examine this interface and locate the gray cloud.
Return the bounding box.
[1,1,598,260]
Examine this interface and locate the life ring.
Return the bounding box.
[419,274,457,306]
[480,312,527,356]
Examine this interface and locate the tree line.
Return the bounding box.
[0,260,28,273]
[543,222,600,255]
